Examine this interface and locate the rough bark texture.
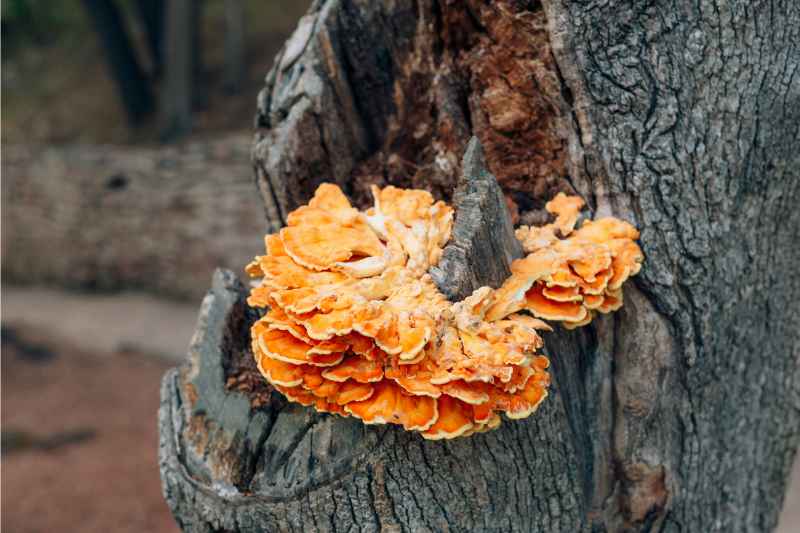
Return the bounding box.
[160,0,800,531]
[1,134,268,300]
[251,0,574,229]
[543,1,800,530]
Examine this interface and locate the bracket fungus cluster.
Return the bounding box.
[246,184,643,439]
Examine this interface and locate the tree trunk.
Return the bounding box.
[134,0,165,77]
[160,0,196,140]
[159,0,800,531]
[83,0,155,125]
[222,0,246,94]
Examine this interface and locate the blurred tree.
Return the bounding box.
[133,0,164,77]
[80,0,205,139]
[160,0,196,140]
[223,0,245,93]
[82,0,154,125]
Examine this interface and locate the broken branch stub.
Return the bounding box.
[429,137,524,301]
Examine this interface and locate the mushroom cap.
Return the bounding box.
[307,183,357,216]
[559,241,612,282]
[577,268,613,295]
[582,294,605,310]
[255,352,305,387]
[572,217,639,244]
[563,311,595,330]
[345,381,438,431]
[422,396,475,440]
[265,233,288,256]
[373,185,435,227]
[523,285,588,323]
[256,255,348,290]
[597,289,624,313]
[516,224,559,252]
[262,306,313,343]
[257,327,345,367]
[441,380,491,405]
[546,192,585,236]
[322,355,384,383]
[607,239,644,290]
[542,284,583,302]
[280,223,385,271]
[391,376,442,398]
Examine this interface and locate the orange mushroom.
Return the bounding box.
[422,396,474,440]
[515,192,584,252]
[523,285,588,322]
[322,355,384,383]
[255,353,306,387]
[257,327,345,367]
[345,381,439,431]
[246,184,643,439]
[546,192,585,236]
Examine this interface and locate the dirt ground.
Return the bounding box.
[1,286,198,362]
[1,325,179,533]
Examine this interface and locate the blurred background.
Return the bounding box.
[1,1,798,532]
[2,1,309,531]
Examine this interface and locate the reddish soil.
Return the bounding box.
[1,326,179,533]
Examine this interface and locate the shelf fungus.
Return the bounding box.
[246,185,643,439]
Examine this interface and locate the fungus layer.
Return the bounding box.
[247,184,643,439]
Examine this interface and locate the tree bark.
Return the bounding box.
[159,0,800,531]
[429,137,524,301]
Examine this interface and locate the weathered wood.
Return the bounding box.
[252,0,426,229]
[430,137,523,301]
[252,0,572,224]
[1,135,271,300]
[161,0,800,531]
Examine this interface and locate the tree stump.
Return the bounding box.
[160,0,800,531]
[159,139,581,532]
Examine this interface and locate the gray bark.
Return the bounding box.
[429,137,524,301]
[159,0,800,531]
